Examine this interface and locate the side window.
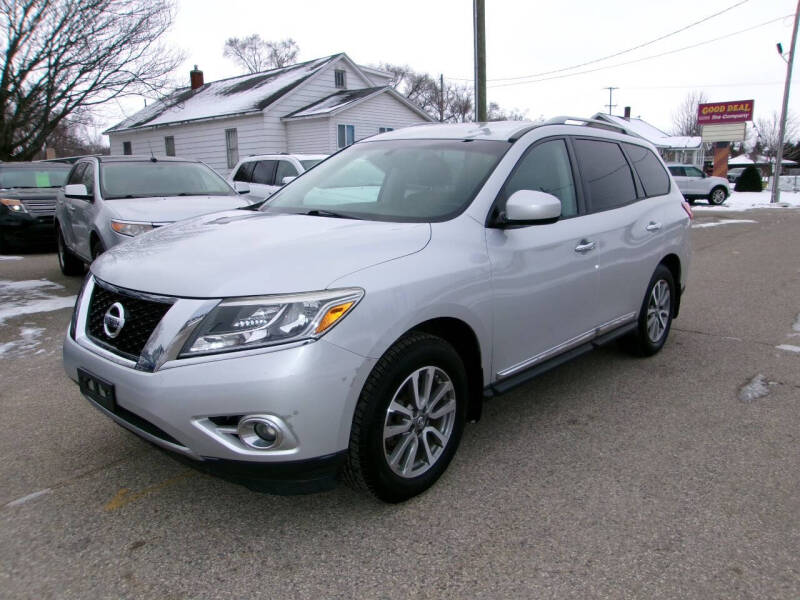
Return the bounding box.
[251,160,277,185]
[686,167,703,178]
[233,161,255,183]
[225,128,239,169]
[67,163,86,185]
[334,69,346,89]
[275,160,299,184]
[378,127,394,133]
[337,124,355,149]
[667,166,684,177]
[623,143,670,197]
[122,141,132,155]
[80,164,95,195]
[164,136,175,157]
[573,139,636,212]
[502,139,577,218]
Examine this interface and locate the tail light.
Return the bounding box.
[681,200,693,220]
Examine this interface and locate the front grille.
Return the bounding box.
[22,199,55,217]
[86,280,173,361]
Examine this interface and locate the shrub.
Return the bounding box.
[734,165,762,192]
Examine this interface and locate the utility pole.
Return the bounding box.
[440,73,445,122]
[473,0,486,122]
[603,86,619,115]
[771,0,799,204]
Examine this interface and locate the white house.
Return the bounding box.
[104,53,433,175]
[592,109,705,166]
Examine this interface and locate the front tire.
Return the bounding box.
[708,186,727,206]
[343,332,467,503]
[626,264,675,357]
[90,236,106,260]
[57,226,84,276]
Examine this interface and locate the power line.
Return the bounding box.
[486,14,791,89]
[446,0,751,83]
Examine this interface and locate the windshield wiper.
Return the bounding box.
[300,209,361,220]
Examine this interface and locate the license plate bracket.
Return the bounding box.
[77,368,117,413]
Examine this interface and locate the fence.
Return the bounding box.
[766,175,800,192]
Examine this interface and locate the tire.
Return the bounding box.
[625,264,675,357]
[708,186,727,206]
[57,225,84,276]
[343,332,468,503]
[90,236,105,260]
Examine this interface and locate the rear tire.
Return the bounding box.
[57,226,84,276]
[708,186,727,206]
[343,332,467,503]
[625,264,675,357]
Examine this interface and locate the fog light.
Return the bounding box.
[237,416,283,450]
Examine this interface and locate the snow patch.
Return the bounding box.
[692,219,757,229]
[692,190,800,213]
[0,255,23,261]
[0,279,75,324]
[776,344,800,354]
[4,489,52,508]
[0,326,45,357]
[738,374,773,403]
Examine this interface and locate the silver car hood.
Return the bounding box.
[92,211,432,297]
[106,195,251,223]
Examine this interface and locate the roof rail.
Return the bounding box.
[543,116,633,136]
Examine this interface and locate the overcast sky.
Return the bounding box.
[100,0,798,138]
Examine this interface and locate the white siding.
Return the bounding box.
[107,113,266,177]
[286,119,333,154]
[330,92,427,149]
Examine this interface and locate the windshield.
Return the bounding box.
[0,166,69,189]
[100,161,234,199]
[263,139,509,222]
[300,159,324,170]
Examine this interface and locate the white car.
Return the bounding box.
[667,164,730,205]
[227,154,327,201]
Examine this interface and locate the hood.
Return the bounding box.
[0,187,62,200]
[92,211,431,297]
[105,195,251,223]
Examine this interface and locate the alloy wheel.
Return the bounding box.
[382,366,457,478]
[646,280,671,343]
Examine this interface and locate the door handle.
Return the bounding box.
[574,240,596,253]
[645,222,662,232]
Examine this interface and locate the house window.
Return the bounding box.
[334,69,346,89]
[225,128,239,169]
[164,136,175,157]
[337,124,355,148]
[122,141,132,155]
[378,127,394,133]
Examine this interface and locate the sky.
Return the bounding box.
[99,0,799,139]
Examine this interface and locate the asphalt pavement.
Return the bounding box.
[1,209,799,599]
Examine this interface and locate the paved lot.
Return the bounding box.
[1,210,799,599]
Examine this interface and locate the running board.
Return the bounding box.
[485,322,637,397]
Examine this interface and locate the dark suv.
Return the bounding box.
[0,161,71,251]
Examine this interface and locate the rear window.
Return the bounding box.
[0,166,69,188]
[573,139,636,212]
[623,143,670,197]
[100,162,233,198]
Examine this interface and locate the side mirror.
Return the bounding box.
[233,181,251,194]
[64,183,91,200]
[504,190,562,224]
[281,176,296,185]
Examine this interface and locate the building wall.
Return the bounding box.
[107,113,266,176]
[285,118,331,154]
[328,92,427,150]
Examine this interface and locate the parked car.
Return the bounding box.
[227,154,327,200]
[63,118,691,502]
[0,162,71,252]
[54,156,252,275]
[726,167,745,184]
[666,163,730,205]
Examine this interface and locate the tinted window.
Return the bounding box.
[67,163,86,185]
[80,164,95,194]
[265,139,509,222]
[251,160,277,185]
[574,139,636,212]
[233,162,255,183]
[502,139,577,217]
[685,166,704,178]
[100,162,234,198]
[0,165,70,188]
[275,160,299,184]
[667,166,684,176]
[623,143,670,197]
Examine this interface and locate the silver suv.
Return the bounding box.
[63,118,691,502]
[54,156,252,275]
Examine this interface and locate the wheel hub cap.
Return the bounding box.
[646,279,671,343]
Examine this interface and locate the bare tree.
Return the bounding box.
[754,110,799,158]
[223,36,299,73]
[0,0,183,160]
[487,102,528,121]
[671,90,708,137]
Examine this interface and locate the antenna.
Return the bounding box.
[603,86,619,115]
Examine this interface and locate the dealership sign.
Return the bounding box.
[697,100,754,124]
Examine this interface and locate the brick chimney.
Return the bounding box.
[623,106,631,121]
[190,65,204,90]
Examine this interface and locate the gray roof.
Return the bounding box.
[283,87,386,119]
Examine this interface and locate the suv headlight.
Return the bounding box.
[180,288,363,357]
[0,198,27,213]
[111,220,154,236]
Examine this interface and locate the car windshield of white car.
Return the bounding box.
[263,139,510,222]
[101,162,234,199]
